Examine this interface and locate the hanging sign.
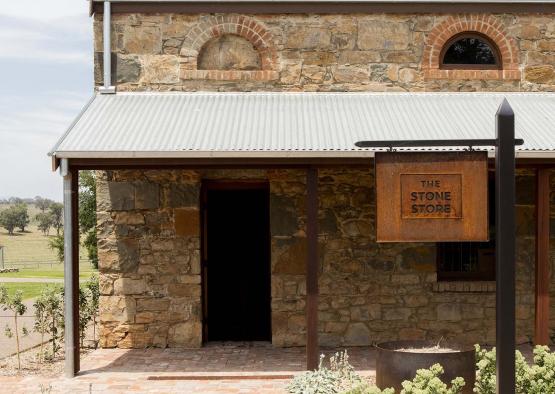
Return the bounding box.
[376,151,488,242]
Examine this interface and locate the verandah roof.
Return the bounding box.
[49,92,555,160]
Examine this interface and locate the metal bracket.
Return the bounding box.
[99,86,116,94]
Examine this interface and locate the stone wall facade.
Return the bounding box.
[97,168,555,348]
[94,12,555,92]
[93,9,555,348]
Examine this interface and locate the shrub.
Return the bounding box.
[474,344,555,394]
[401,364,465,394]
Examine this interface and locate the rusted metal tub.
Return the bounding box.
[376,340,475,394]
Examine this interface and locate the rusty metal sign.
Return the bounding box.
[376,152,488,242]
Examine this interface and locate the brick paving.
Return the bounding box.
[0,343,377,393]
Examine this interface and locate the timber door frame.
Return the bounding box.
[200,180,270,343]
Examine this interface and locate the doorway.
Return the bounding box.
[201,182,271,342]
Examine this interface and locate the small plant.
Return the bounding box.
[0,285,28,370]
[34,285,64,357]
[84,275,99,346]
[401,364,465,394]
[287,350,370,394]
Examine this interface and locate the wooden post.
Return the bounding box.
[495,99,516,394]
[62,160,80,377]
[306,168,319,370]
[535,167,550,345]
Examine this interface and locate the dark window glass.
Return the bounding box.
[442,37,497,65]
[437,174,495,281]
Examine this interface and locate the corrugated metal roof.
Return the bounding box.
[50,92,555,159]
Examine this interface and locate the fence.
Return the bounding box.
[2,259,92,270]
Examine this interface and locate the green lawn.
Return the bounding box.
[1,282,62,300]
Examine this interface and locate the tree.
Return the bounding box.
[49,203,64,235]
[48,233,64,263]
[36,212,54,235]
[35,196,53,212]
[14,204,30,232]
[0,285,28,370]
[79,171,98,269]
[0,207,19,235]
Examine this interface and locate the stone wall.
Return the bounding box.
[94,13,555,92]
[97,168,553,348]
[97,170,202,348]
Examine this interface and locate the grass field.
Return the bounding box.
[1,282,62,300]
[0,203,90,266]
[0,203,98,300]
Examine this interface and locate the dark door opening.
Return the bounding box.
[202,182,271,342]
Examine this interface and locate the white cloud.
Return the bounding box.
[0,0,93,200]
[0,14,92,64]
[1,0,89,20]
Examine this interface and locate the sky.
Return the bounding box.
[0,0,93,201]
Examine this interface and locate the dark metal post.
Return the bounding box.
[534,167,550,345]
[306,168,319,370]
[62,159,80,377]
[495,99,516,393]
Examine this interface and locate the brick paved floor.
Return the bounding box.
[1,343,377,393]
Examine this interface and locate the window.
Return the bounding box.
[437,173,495,281]
[440,33,501,70]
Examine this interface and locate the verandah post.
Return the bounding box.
[535,167,550,345]
[495,99,516,394]
[306,167,319,370]
[62,159,80,377]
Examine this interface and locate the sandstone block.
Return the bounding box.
[114,278,146,295]
[169,184,199,208]
[168,321,202,347]
[358,21,410,50]
[524,65,555,84]
[339,50,381,65]
[135,182,159,209]
[273,237,306,275]
[137,297,170,312]
[437,303,462,321]
[285,26,331,49]
[174,208,200,236]
[270,194,298,235]
[116,55,142,83]
[100,296,136,322]
[123,25,162,54]
[168,283,201,297]
[345,322,370,345]
[108,182,135,210]
[141,55,180,84]
[383,308,411,321]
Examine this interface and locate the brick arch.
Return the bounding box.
[422,15,520,80]
[181,15,277,71]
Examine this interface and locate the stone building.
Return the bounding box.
[51,0,555,376]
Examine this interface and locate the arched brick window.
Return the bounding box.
[422,15,520,80]
[180,15,278,81]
